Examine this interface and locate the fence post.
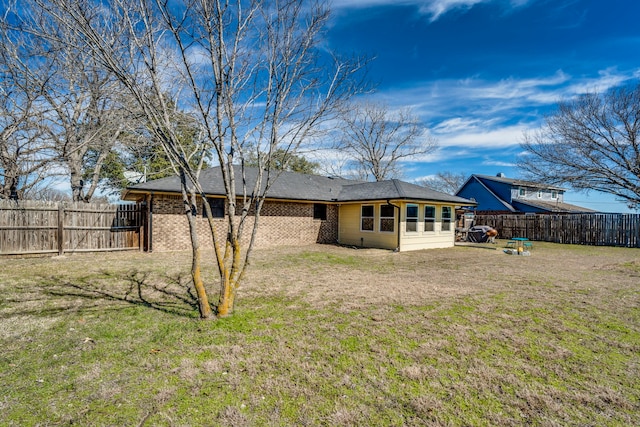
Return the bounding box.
[57,203,64,255]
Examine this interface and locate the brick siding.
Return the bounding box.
[150,195,338,251]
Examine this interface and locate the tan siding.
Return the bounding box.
[400,233,454,251]
[338,201,458,251]
[338,204,397,250]
[398,201,456,251]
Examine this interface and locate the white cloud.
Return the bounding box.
[331,0,535,22]
[404,147,449,163]
[313,68,640,179]
[432,117,481,133]
[434,124,529,148]
[559,67,640,97]
[482,158,516,167]
[331,0,415,7]
[375,67,640,123]
[418,0,486,22]
[351,67,640,154]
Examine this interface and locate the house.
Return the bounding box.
[122,166,476,252]
[455,173,595,214]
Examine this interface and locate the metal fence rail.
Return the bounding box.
[0,200,145,256]
[475,213,640,248]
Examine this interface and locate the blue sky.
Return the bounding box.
[324,0,640,212]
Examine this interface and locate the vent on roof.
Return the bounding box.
[496,172,506,178]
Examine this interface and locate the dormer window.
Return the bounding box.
[551,191,558,199]
[537,190,543,198]
[518,187,525,197]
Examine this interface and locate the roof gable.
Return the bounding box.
[456,176,515,212]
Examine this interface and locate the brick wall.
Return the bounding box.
[150,195,338,251]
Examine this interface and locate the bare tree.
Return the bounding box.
[36,0,364,318]
[28,186,71,202]
[417,171,468,194]
[336,101,437,181]
[0,8,52,199]
[32,16,132,202]
[520,84,640,209]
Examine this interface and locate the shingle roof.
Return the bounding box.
[474,174,565,191]
[126,166,351,201]
[338,179,475,204]
[512,198,596,213]
[125,166,476,205]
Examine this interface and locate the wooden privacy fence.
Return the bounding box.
[475,213,640,248]
[0,200,145,256]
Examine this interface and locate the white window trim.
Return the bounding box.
[406,203,419,233]
[424,205,436,233]
[441,206,452,232]
[379,205,395,233]
[360,205,375,232]
[551,190,558,199]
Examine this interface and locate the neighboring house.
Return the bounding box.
[455,173,595,214]
[122,166,476,252]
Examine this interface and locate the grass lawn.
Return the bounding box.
[1,241,639,426]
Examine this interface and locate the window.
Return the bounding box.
[441,206,452,231]
[204,197,225,218]
[537,190,543,198]
[313,203,327,220]
[406,204,418,232]
[551,190,558,199]
[361,205,374,231]
[380,204,395,232]
[424,205,436,232]
[518,187,526,197]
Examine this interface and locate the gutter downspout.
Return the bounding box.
[387,199,401,252]
[148,192,154,252]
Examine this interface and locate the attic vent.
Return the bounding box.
[496,172,506,178]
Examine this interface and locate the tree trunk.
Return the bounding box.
[0,163,19,199]
[216,238,236,317]
[183,176,213,319]
[82,148,111,202]
[190,243,213,319]
[70,169,84,202]
[68,148,87,202]
[217,276,233,317]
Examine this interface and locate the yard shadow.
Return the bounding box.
[2,269,203,319]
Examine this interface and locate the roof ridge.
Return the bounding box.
[391,179,407,198]
[474,173,565,191]
[472,175,516,212]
